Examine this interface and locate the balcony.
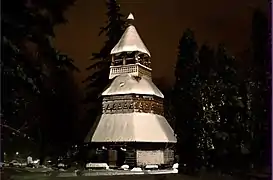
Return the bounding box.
[109,63,151,79]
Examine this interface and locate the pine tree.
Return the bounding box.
[173,29,203,173]
[198,44,219,168]
[196,43,247,171]
[210,45,246,172]
[83,0,126,138]
[245,9,270,168]
[2,0,78,163]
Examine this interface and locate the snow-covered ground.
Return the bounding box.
[2,167,178,177]
[2,167,243,180]
[1,169,241,180]
[80,169,177,176]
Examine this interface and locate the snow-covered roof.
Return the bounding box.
[102,74,164,98]
[110,24,151,57]
[84,113,177,143]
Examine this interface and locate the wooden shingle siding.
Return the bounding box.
[163,149,174,165]
[125,149,137,167]
[136,150,164,166]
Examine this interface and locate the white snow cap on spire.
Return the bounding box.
[127,13,134,20]
[110,12,151,57]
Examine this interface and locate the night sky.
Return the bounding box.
[53,0,267,89]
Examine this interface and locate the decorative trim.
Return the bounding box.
[102,95,164,116]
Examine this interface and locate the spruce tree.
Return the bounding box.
[2,0,78,163]
[246,9,270,168]
[198,44,218,169]
[211,45,245,172]
[173,29,202,173]
[83,0,126,138]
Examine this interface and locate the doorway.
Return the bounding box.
[116,148,126,167]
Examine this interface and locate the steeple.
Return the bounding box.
[109,13,152,79]
[110,13,150,57]
[127,13,134,22]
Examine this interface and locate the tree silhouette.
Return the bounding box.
[1,0,79,164]
[245,9,270,168]
[197,44,218,169]
[210,45,245,172]
[82,0,126,139]
[174,37,248,173]
[172,9,270,174]
[173,29,203,173]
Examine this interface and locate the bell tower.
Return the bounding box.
[85,13,177,168]
[109,13,152,79]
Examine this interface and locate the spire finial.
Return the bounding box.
[127,13,134,21]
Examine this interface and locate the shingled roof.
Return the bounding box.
[110,13,151,57]
[102,74,164,98]
[85,113,177,143]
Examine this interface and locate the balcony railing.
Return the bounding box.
[109,63,151,79]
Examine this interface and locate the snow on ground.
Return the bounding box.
[2,167,243,180]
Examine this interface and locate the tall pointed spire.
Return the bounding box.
[109,13,152,79]
[110,13,151,57]
[127,13,134,20]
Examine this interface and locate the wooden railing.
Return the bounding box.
[109,63,151,79]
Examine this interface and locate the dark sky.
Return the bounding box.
[53,0,267,88]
